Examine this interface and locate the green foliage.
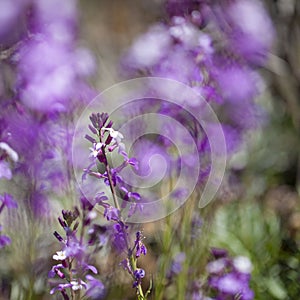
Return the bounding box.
[210,200,300,300]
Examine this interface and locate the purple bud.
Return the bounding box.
[85,134,96,144]
[53,231,64,242]
[134,268,145,280]
[58,216,68,228]
[88,124,98,135]
[211,248,228,259]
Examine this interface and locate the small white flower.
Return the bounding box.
[88,210,97,220]
[52,251,67,261]
[71,280,86,291]
[233,256,252,274]
[0,142,19,162]
[102,128,124,143]
[89,142,102,158]
[206,258,226,274]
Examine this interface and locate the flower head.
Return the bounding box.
[53,251,67,261]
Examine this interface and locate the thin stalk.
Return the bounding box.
[99,136,146,299]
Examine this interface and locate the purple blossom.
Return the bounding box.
[49,205,103,299]
[0,234,11,248]
[0,161,12,180]
[133,268,146,288]
[206,250,254,300]
[134,231,147,258]
[0,193,18,210]
[112,222,128,252]
[167,252,186,279]
[88,224,108,247]
[85,275,106,299]
[104,206,120,222]
[0,0,28,45]
[224,0,275,64]
[134,268,145,280]
[48,264,65,279]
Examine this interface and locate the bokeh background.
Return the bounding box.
[0,0,300,299]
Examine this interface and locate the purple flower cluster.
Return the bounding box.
[83,113,150,298]
[14,0,95,112]
[0,0,95,217]
[206,248,254,300]
[120,231,148,289]
[84,112,142,218]
[49,196,105,300]
[122,0,274,158]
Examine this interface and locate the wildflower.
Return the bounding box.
[135,231,147,258]
[52,251,67,261]
[233,256,253,274]
[89,142,103,158]
[85,275,105,299]
[168,252,186,277]
[70,280,86,291]
[104,206,120,222]
[48,264,65,279]
[0,234,11,248]
[0,193,18,210]
[206,249,254,299]
[134,268,145,279]
[133,268,146,288]
[102,127,124,145]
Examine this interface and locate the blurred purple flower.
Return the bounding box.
[225,0,275,64]
[0,0,28,45]
[0,234,11,248]
[206,249,254,300]
[169,252,186,277]
[85,275,106,299]
[0,193,18,210]
[112,222,128,252]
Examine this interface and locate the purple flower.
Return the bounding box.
[85,275,106,299]
[0,161,12,180]
[168,252,186,278]
[0,234,11,248]
[104,206,120,222]
[134,268,145,280]
[133,268,146,288]
[48,264,65,279]
[50,283,72,295]
[210,248,228,259]
[88,224,108,247]
[120,258,133,274]
[122,24,172,72]
[0,0,28,45]
[206,249,254,300]
[214,65,260,103]
[17,37,77,112]
[134,231,147,258]
[121,187,141,202]
[225,0,275,64]
[0,193,18,210]
[165,0,202,19]
[112,222,128,252]
[215,273,253,299]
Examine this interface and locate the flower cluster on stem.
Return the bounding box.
[205,248,254,300]
[84,112,150,299]
[49,196,105,300]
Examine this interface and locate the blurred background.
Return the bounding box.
[0,0,300,299]
[76,1,300,299]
